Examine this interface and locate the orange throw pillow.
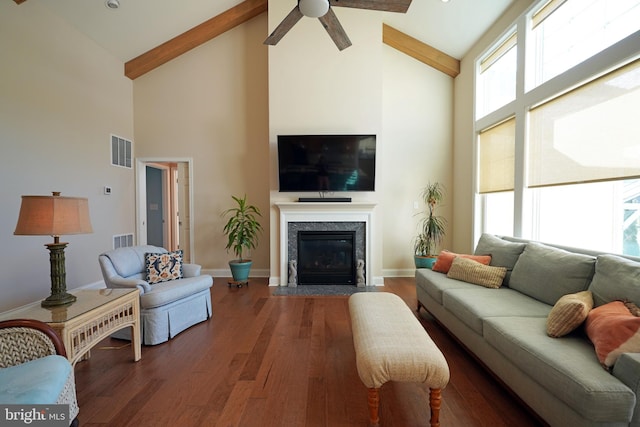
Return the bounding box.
[432,250,492,274]
[585,301,640,370]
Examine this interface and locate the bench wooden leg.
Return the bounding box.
[367,387,380,427]
[429,387,442,427]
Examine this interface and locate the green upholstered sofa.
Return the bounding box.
[416,234,640,427]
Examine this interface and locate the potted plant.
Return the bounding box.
[414,182,446,269]
[222,194,263,283]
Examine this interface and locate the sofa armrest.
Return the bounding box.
[183,263,202,278]
[612,353,640,424]
[106,277,151,293]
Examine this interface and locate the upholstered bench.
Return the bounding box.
[349,292,450,427]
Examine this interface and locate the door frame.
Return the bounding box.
[136,157,196,262]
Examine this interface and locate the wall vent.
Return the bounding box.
[111,134,132,168]
[113,233,134,249]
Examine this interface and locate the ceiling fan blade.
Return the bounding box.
[329,0,412,13]
[318,8,352,51]
[264,6,305,46]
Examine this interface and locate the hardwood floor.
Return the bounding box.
[74,278,545,426]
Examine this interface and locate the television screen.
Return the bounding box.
[277,135,376,192]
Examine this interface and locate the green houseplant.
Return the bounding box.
[414,182,446,269]
[222,194,263,283]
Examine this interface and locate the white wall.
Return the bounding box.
[267,6,384,284]
[0,2,134,311]
[267,2,455,281]
[380,46,453,276]
[0,1,459,311]
[133,14,270,276]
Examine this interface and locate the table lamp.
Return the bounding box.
[14,192,93,307]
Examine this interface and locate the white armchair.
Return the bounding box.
[99,245,213,345]
[0,319,79,426]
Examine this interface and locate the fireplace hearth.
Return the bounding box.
[297,231,356,285]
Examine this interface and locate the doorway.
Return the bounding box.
[136,158,194,263]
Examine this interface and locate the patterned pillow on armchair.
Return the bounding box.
[145,250,183,284]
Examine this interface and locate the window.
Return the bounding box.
[478,118,516,238]
[477,32,517,118]
[528,0,640,89]
[474,0,640,255]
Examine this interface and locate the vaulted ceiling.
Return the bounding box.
[22,0,515,78]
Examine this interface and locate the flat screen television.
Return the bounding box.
[277,134,376,192]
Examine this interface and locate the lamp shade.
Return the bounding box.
[14,193,93,237]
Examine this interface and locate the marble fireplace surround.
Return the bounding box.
[275,202,377,287]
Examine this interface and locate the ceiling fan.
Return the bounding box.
[264,0,412,51]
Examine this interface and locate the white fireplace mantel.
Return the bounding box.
[275,202,379,287]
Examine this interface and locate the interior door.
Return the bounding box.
[136,158,195,262]
[146,166,164,247]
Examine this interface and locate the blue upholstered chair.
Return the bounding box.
[98,245,213,345]
[0,319,79,426]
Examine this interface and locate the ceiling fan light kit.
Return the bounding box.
[299,0,329,17]
[105,0,120,10]
[265,0,412,51]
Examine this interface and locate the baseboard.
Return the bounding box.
[382,269,416,278]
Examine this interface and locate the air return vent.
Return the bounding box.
[111,134,132,168]
[113,233,134,249]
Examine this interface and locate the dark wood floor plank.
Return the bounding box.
[73,277,544,426]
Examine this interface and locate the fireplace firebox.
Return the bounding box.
[297,231,356,285]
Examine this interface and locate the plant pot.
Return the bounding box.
[415,255,437,269]
[229,259,253,282]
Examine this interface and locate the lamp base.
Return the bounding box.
[41,292,77,307]
[42,241,77,307]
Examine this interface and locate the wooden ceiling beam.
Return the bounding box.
[124,0,268,80]
[383,24,460,78]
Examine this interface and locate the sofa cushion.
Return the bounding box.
[139,275,213,309]
[0,355,71,404]
[442,287,551,335]
[145,250,183,284]
[546,290,593,338]
[509,242,595,306]
[416,269,479,305]
[483,316,635,423]
[585,301,640,370]
[589,254,640,307]
[446,257,506,289]
[102,245,166,278]
[432,250,491,274]
[474,234,526,286]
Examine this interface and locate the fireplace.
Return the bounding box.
[298,231,356,285]
[275,202,379,287]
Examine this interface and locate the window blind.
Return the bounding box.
[528,58,640,188]
[479,117,516,194]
